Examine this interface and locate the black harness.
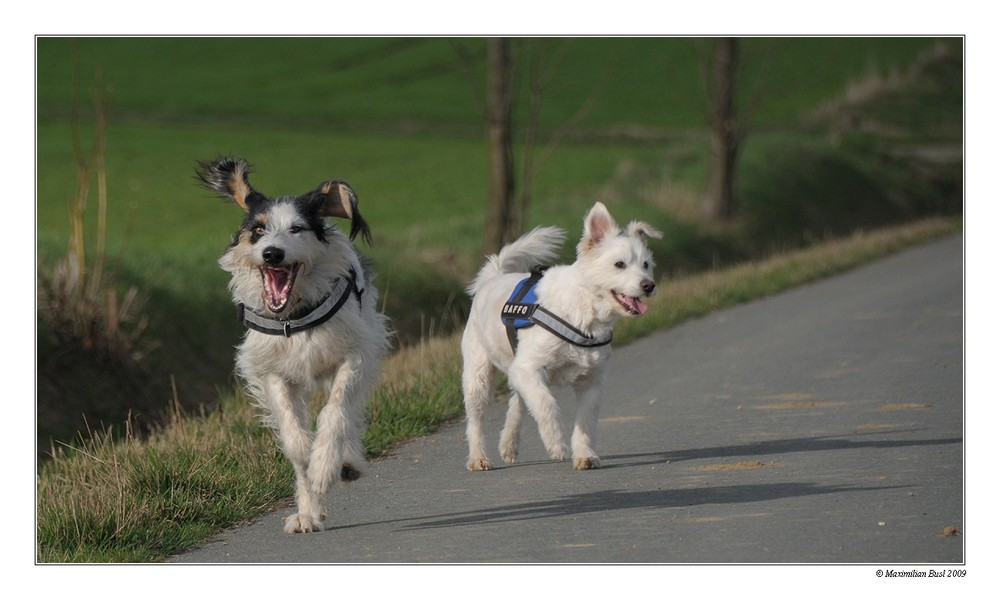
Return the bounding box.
[501,265,612,353]
[237,268,363,337]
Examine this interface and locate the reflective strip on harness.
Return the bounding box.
[500,265,611,352]
[529,307,612,348]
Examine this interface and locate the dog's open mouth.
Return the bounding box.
[612,291,648,316]
[260,264,301,313]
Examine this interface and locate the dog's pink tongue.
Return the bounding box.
[264,267,291,310]
[620,294,648,315]
[267,268,289,296]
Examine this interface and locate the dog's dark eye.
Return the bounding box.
[615,261,626,269]
[643,261,649,270]
[251,225,265,236]
[290,226,303,234]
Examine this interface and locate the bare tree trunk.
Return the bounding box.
[514,39,545,237]
[483,37,516,256]
[705,37,739,220]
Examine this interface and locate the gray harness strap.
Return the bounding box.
[528,306,612,349]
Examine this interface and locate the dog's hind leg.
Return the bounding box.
[309,352,373,495]
[507,360,569,462]
[461,332,495,471]
[499,391,523,464]
[260,376,325,533]
[570,370,606,470]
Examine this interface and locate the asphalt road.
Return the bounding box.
[171,234,963,564]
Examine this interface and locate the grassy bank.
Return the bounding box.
[36,215,959,563]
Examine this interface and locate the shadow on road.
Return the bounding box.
[396,482,903,530]
[601,431,962,470]
[319,431,957,534]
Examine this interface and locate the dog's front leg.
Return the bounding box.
[261,376,325,533]
[309,353,372,494]
[508,361,568,461]
[571,369,607,470]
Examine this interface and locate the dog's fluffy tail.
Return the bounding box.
[467,226,566,296]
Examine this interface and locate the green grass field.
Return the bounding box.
[36,37,943,131]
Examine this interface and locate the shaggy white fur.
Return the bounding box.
[461,202,662,471]
[197,157,390,533]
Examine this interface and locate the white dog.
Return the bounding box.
[461,202,661,471]
[196,157,390,533]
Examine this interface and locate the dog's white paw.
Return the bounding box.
[467,458,493,471]
[499,439,519,464]
[284,511,326,533]
[573,456,601,470]
[548,444,569,461]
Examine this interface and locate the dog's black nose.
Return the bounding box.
[641,279,655,295]
[262,246,285,265]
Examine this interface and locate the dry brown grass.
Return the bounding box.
[37,59,149,366]
[807,41,956,132]
[614,216,959,346]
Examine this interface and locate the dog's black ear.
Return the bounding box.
[195,156,264,212]
[311,180,373,246]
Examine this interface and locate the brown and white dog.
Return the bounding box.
[197,156,390,533]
